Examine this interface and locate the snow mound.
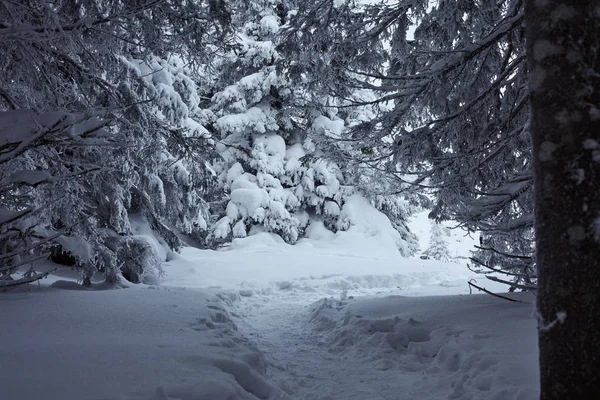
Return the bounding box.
[129,213,171,261]
[317,194,409,257]
[211,193,421,260]
[163,240,497,299]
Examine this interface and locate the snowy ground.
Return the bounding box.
[0,212,539,400]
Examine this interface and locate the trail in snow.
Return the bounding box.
[236,293,417,400]
[157,224,536,400]
[231,282,538,400]
[0,251,538,400]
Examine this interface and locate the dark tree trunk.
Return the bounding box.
[525,1,600,398]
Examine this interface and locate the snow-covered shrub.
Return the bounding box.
[335,194,416,257]
[117,236,164,285]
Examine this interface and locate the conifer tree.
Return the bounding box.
[428,222,450,262]
[283,0,533,285]
[0,0,222,285]
[204,0,418,255]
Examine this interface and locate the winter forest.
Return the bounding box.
[1,0,599,399]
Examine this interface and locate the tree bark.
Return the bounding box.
[525,1,600,398]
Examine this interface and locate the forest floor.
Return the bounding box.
[0,212,539,400]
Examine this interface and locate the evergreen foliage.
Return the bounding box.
[0,0,221,285]
[283,0,535,288]
[203,0,418,255]
[0,0,420,286]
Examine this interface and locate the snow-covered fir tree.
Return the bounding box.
[0,0,222,286]
[427,222,451,262]
[202,0,417,255]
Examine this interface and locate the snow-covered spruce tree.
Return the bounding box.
[0,112,118,288]
[0,0,222,285]
[283,0,534,288]
[204,0,349,244]
[203,0,417,255]
[93,54,220,283]
[427,222,450,262]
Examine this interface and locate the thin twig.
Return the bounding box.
[468,279,525,303]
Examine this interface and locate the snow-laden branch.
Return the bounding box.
[0,268,56,289]
[0,0,162,38]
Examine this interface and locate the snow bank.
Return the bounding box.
[160,195,495,297]
[162,231,502,300]
[0,285,287,400]
[334,194,409,257]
